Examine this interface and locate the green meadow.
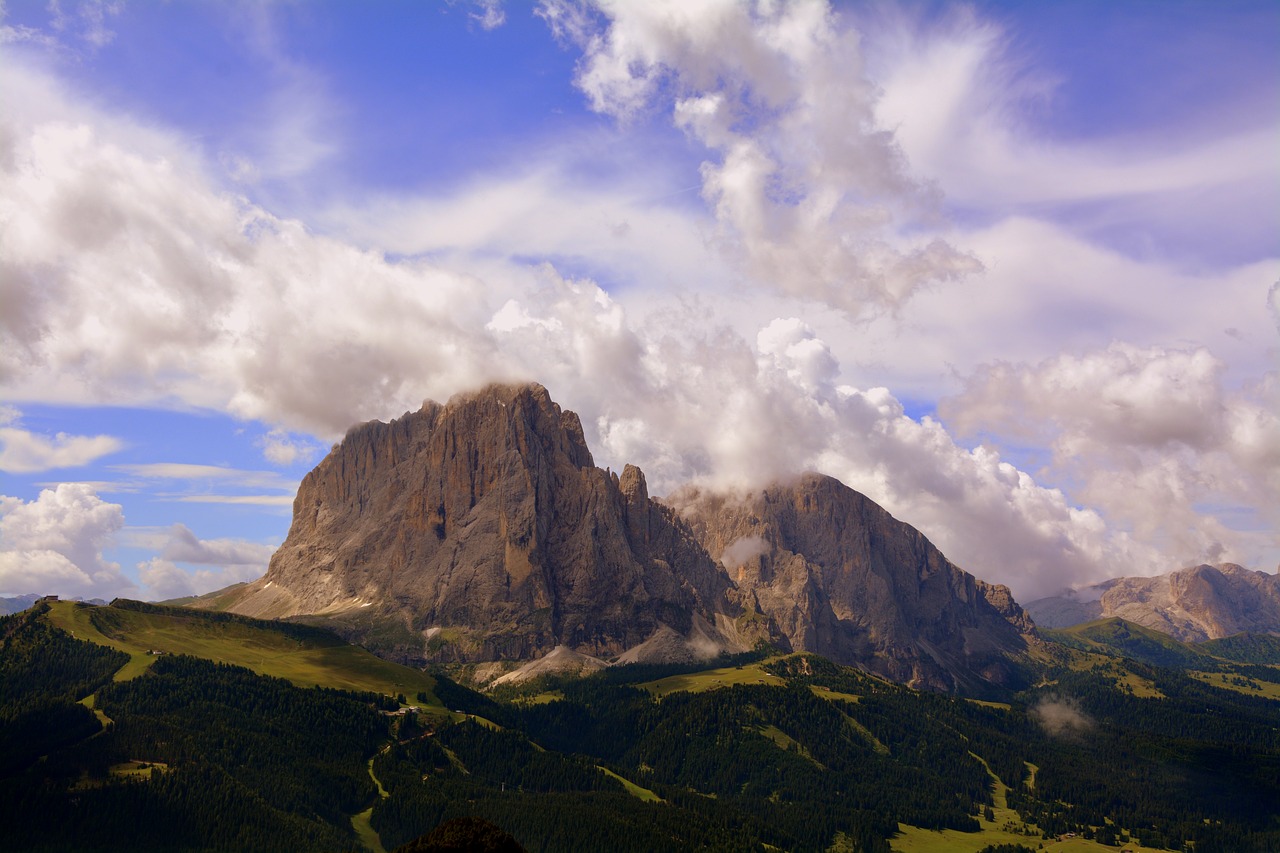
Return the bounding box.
[638,660,786,697]
[45,599,440,707]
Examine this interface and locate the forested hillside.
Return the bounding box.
[3,603,1279,852]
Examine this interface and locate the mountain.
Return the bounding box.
[672,474,1034,691]
[0,594,42,616]
[1041,617,1221,670]
[7,579,1280,852]
[223,383,773,664]
[1025,563,1280,642]
[8,597,1280,852]
[212,382,1032,691]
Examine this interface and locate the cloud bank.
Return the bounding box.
[942,344,1280,574]
[0,484,278,600]
[1,3,1275,603]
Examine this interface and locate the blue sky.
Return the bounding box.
[1,0,1277,603]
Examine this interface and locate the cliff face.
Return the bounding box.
[1027,564,1280,642]
[237,383,762,661]
[672,474,1033,691]
[226,383,1034,691]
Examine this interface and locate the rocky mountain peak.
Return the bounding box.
[1025,562,1280,641]
[221,383,1034,692]
[235,382,770,662]
[673,472,1033,690]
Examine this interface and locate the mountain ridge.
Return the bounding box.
[1025,562,1280,642]
[209,382,1035,692]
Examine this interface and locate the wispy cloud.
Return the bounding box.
[0,424,124,473]
[111,463,295,490]
[174,495,295,507]
[108,464,297,507]
[469,0,506,31]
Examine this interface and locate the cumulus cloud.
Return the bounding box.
[129,522,275,600]
[543,0,979,316]
[257,429,321,466]
[1,39,1273,603]
[941,344,1280,576]
[0,78,1193,598]
[0,425,123,472]
[0,483,131,597]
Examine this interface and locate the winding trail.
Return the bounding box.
[350,751,390,853]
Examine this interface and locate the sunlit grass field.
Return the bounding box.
[44,600,440,707]
[638,661,786,697]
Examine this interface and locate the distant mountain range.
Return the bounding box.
[0,594,106,616]
[1025,563,1280,642]
[195,382,1035,693]
[0,594,42,616]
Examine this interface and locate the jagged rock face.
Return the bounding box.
[672,474,1033,691]
[228,382,1034,692]
[243,383,754,661]
[1027,564,1280,642]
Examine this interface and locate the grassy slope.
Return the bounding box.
[44,600,440,707]
[1043,618,1218,670]
[1198,632,1280,664]
[597,766,664,803]
[1189,669,1280,700]
[638,661,786,697]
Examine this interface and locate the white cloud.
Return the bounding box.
[941,344,1280,575]
[47,0,121,49]
[158,522,276,566]
[0,483,131,597]
[544,0,980,317]
[257,429,320,466]
[0,425,123,472]
[720,535,768,570]
[132,522,274,600]
[469,0,506,31]
[112,522,274,600]
[0,21,1274,605]
[137,557,262,601]
[175,495,295,507]
[106,463,297,507]
[866,6,1279,263]
[843,218,1280,403]
[111,463,295,490]
[0,77,1244,598]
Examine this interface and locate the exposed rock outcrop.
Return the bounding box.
[672,474,1033,691]
[232,383,771,662]
[1026,563,1280,642]
[221,382,1034,691]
